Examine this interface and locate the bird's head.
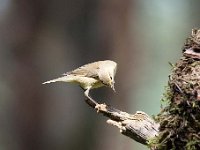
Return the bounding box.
[98,60,117,92]
[101,73,116,92]
[106,61,117,92]
[108,70,116,92]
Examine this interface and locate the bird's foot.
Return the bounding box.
[84,89,98,105]
[87,96,98,105]
[95,103,107,113]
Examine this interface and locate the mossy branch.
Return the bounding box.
[84,96,159,147]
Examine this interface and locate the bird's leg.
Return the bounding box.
[84,88,98,105]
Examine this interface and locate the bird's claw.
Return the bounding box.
[95,103,107,113]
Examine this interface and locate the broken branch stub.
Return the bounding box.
[85,98,159,145]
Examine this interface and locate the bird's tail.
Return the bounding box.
[42,76,73,84]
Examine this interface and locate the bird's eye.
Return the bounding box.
[110,76,113,80]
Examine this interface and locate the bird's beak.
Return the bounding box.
[110,81,116,92]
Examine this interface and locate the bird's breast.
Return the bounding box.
[71,76,104,89]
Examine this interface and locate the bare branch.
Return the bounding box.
[84,97,159,146]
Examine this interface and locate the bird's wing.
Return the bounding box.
[63,62,100,78]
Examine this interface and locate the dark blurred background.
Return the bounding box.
[0,0,200,150]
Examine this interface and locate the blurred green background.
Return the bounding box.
[0,0,200,150]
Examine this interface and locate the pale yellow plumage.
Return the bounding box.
[43,60,117,101]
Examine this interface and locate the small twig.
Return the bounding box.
[84,96,160,146]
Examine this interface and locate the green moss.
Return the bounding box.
[152,57,200,149]
[148,29,200,149]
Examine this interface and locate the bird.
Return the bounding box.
[43,60,117,103]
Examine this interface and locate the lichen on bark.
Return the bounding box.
[151,29,200,150]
